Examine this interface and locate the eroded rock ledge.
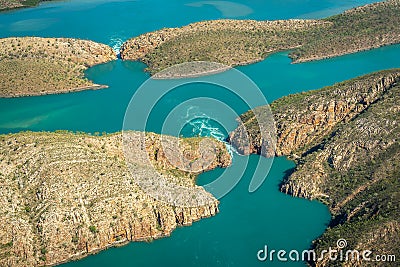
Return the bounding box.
[229,69,400,266]
[0,37,116,97]
[229,69,400,158]
[120,0,400,75]
[0,131,231,266]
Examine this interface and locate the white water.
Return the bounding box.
[108,36,124,55]
[182,106,238,157]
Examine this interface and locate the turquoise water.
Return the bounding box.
[1,44,399,134]
[0,0,399,266]
[0,0,382,46]
[62,156,330,267]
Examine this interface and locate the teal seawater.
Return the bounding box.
[0,0,399,266]
[0,0,381,45]
[62,156,329,267]
[0,44,399,135]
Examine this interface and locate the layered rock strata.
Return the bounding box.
[229,69,400,266]
[0,131,231,266]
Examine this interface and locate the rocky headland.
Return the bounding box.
[0,37,116,97]
[120,0,400,75]
[0,131,231,266]
[228,69,400,266]
[120,19,327,74]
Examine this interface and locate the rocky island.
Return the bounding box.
[0,37,116,97]
[120,0,400,75]
[0,131,231,266]
[228,69,400,266]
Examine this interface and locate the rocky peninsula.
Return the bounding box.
[120,0,400,75]
[0,37,116,97]
[228,69,400,266]
[0,131,231,266]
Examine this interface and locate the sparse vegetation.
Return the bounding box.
[121,19,326,74]
[230,69,400,157]
[0,131,229,266]
[230,69,400,266]
[121,0,400,75]
[0,37,116,97]
[297,85,400,266]
[292,0,400,62]
[88,225,98,234]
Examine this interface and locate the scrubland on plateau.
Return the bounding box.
[0,37,116,97]
[0,131,230,266]
[121,0,400,75]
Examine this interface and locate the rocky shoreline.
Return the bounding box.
[0,84,109,99]
[120,19,326,75]
[292,39,400,64]
[0,37,116,97]
[228,69,400,266]
[119,19,324,62]
[120,0,400,76]
[0,131,231,266]
[290,0,400,64]
[229,69,400,158]
[2,1,398,94]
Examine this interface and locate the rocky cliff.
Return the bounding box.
[229,69,400,266]
[300,84,399,266]
[229,69,400,158]
[0,131,230,266]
